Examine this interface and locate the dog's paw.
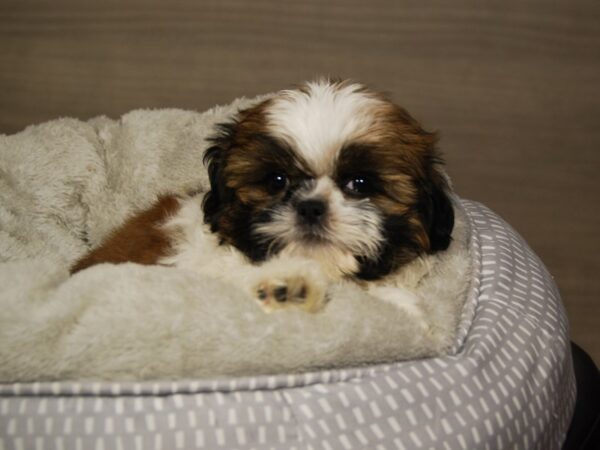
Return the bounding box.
[250,261,329,313]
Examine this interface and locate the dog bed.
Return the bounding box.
[0,101,575,448]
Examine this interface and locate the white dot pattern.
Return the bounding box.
[0,200,576,449]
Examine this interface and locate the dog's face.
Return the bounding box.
[202,80,454,280]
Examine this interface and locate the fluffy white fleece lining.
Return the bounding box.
[0,97,473,382]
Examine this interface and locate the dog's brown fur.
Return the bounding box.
[70,196,181,274]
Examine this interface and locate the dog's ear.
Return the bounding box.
[419,167,455,252]
[202,123,236,232]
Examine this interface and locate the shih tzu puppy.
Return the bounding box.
[71,79,454,313]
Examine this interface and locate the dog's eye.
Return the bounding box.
[265,172,288,193]
[344,176,371,196]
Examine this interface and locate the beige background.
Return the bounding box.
[1,1,599,363]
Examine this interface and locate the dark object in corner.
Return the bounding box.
[563,342,600,450]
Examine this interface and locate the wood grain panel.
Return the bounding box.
[1,0,599,362]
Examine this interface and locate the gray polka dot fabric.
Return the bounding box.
[0,200,576,450]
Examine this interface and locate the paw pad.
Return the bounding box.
[254,276,323,313]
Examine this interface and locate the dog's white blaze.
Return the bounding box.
[265,80,384,174]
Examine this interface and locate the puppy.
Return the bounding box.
[71,79,454,313]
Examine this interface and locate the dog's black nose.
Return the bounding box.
[297,199,327,225]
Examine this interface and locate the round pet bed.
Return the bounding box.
[0,99,576,448]
[0,199,575,450]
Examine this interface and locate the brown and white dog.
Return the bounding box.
[71,79,454,312]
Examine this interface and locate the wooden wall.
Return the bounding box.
[1,0,599,363]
